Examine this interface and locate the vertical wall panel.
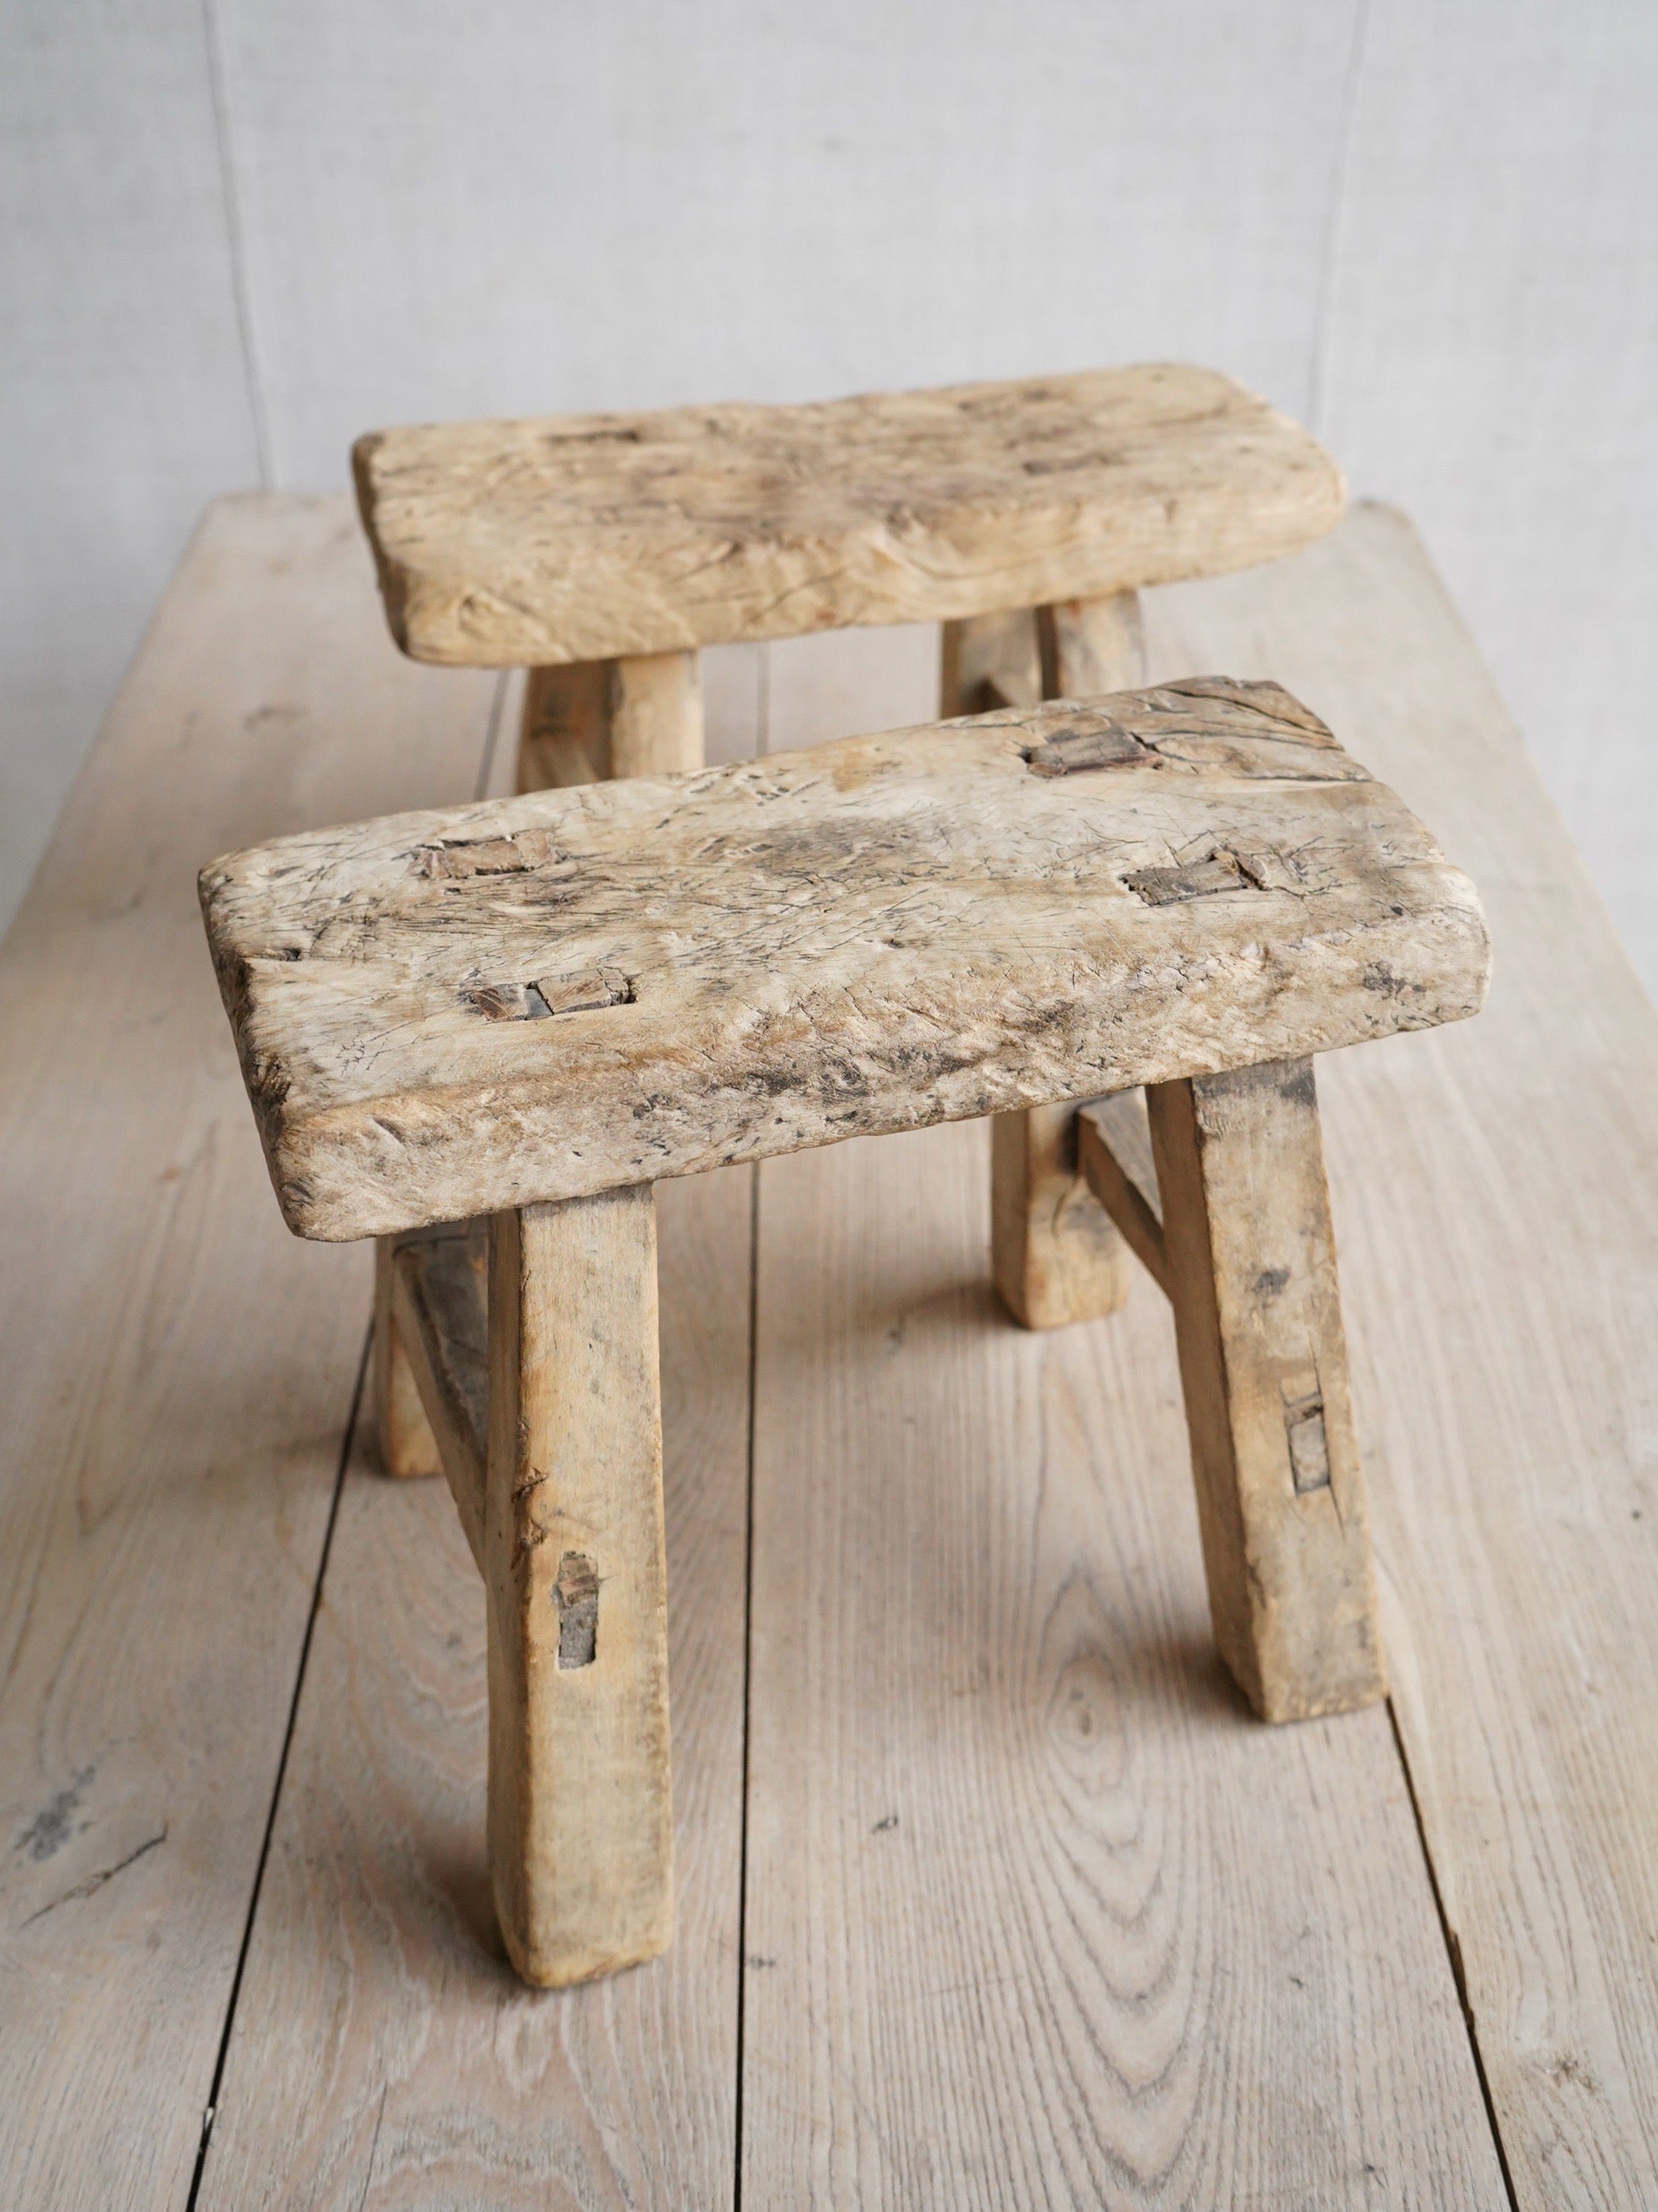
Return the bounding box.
[0,0,263,935]
[1323,0,1658,991]
[210,0,1360,484]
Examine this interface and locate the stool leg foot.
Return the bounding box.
[484,1188,673,1986]
[517,651,703,792]
[373,1234,441,1478]
[1145,1059,1386,1722]
[947,591,1145,1329]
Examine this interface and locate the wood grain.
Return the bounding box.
[352,365,1344,665]
[485,1189,673,1986]
[0,495,497,2210]
[740,1116,1508,2205]
[955,589,1144,1330]
[1143,502,1658,2206]
[1145,1060,1385,1722]
[989,1100,1130,1330]
[518,650,704,792]
[201,680,1489,1240]
[196,1162,753,2208]
[390,1225,487,1565]
[1078,1089,1168,1293]
[374,1230,444,1477]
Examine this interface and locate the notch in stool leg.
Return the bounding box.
[485,1188,673,1986]
[1145,1059,1386,1722]
[518,650,703,792]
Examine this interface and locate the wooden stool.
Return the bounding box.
[201,679,1488,1985]
[353,365,1348,1447]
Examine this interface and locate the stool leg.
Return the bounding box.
[1145,1058,1386,1722]
[485,1187,673,1986]
[946,590,1144,1329]
[517,650,703,791]
[373,1233,441,1478]
[991,1102,1131,1330]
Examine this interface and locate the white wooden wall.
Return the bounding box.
[5,1,1656,987]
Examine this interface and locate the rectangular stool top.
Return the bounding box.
[354,365,1344,667]
[202,680,1488,1241]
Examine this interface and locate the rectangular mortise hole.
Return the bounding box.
[464,971,634,1021]
[1285,1401,1331,1494]
[555,1552,599,1668]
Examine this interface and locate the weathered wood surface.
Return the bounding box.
[955,588,1144,1329]
[201,680,1489,1241]
[1146,506,1658,2206]
[484,1189,673,1986]
[741,1115,1507,2206]
[390,1225,487,1565]
[196,1164,753,2210]
[989,1101,1130,1330]
[353,365,1344,666]
[1145,1060,1384,1722]
[1078,1088,1168,1291]
[518,649,703,792]
[0,496,499,2209]
[374,1233,443,1477]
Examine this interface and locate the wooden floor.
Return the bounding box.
[2,494,1655,2210]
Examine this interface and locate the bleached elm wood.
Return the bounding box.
[951,589,1144,1328]
[200,680,1490,1243]
[1144,1060,1384,1722]
[741,1115,1509,2205]
[1144,505,1658,2205]
[990,1102,1131,1329]
[939,604,1043,717]
[1078,1090,1168,1294]
[389,1225,487,1567]
[352,365,1344,667]
[0,496,500,2210]
[386,641,704,1444]
[485,1189,673,1986]
[196,1164,752,2210]
[373,1231,442,1477]
[1040,589,1148,701]
[517,649,704,793]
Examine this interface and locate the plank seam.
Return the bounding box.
[1308,0,1373,435]
[732,1161,761,2212]
[472,673,510,803]
[1385,1696,1521,2211]
[198,0,274,488]
[183,1325,370,2212]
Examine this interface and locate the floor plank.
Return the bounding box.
[1145,503,1658,2207]
[742,1121,1507,2205]
[11,493,1651,2207]
[195,1163,753,2210]
[0,496,497,2210]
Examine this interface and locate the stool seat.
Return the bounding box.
[353,366,1344,667]
[201,677,1487,1244]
